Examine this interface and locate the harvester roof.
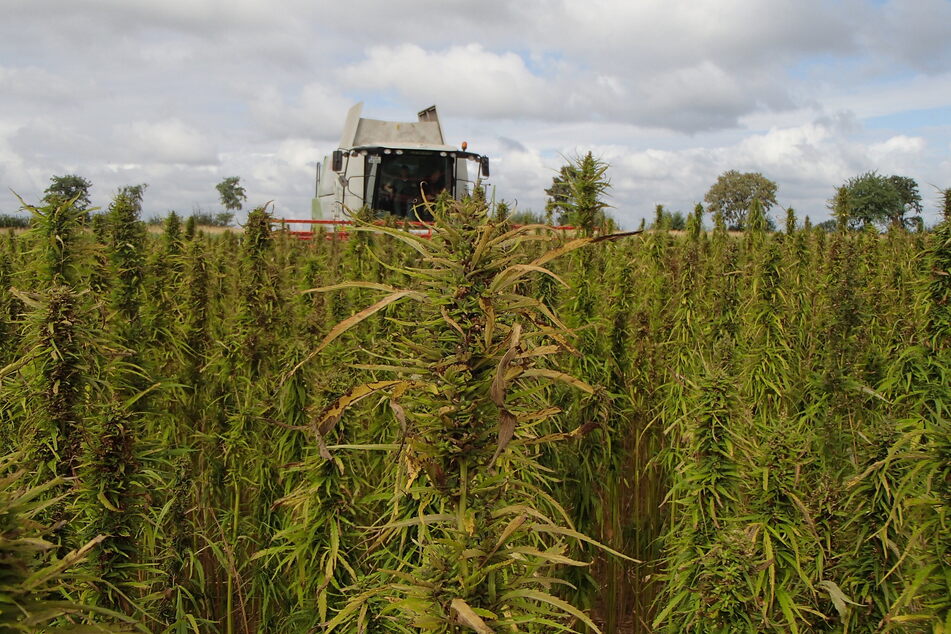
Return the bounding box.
[338,102,457,152]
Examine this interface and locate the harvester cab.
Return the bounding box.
[312,103,489,222]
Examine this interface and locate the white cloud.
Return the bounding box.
[485,115,945,228]
[0,66,89,105]
[819,72,951,120]
[119,119,219,166]
[0,0,949,225]
[341,44,552,120]
[247,83,353,141]
[488,145,553,212]
[338,43,791,132]
[5,0,295,35]
[0,125,41,207]
[862,0,951,73]
[867,135,927,173]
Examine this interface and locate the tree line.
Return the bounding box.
[0,174,248,228]
[545,155,949,231]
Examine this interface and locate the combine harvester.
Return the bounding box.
[274,103,493,239]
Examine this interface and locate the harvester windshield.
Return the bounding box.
[373,151,452,218]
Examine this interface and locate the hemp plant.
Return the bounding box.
[0,452,138,631]
[300,196,636,632]
[10,196,91,481]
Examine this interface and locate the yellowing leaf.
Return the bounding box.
[529,523,640,562]
[505,545,590,567]
[490,263,569,292]
[519,368,595,393]
[97,488,121,512]
[302,281,401,294]
[316,380,406,436]
[529,231,641,270]
[450,598,494,633]
[287,290,421,379]
[485,514,527,560]
[498,588,601,633]
[403,451,422,492]
[516,407,562,423]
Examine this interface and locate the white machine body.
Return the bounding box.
[312,103,489,220]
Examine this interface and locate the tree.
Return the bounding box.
[43,174,92,210]
[121,183,148,206]
[216,177,247,212]
[507,209,545,225]
[187,210,235,227]
[887,175,922,227]
[703,170,778,229]
[829,171,920,229]
[545,165,577,225]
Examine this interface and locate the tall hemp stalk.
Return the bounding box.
[214,205,287,632]
[654,366,749,632]
[153,226,214,629]
[1,196,139,630]
[549,153,619,615]
[13,196,89,483]
[78,185,155,618]
[302,196,636,632]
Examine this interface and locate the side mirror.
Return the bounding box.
[480,156,490,178]
[332,150,344,172]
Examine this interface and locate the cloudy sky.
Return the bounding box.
[2,0,950,228]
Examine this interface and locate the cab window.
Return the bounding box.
[371,152,452,219]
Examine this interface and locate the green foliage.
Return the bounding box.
[506,208,546,225]
[888,174,923,219]
[0,214,29,229]
[305,198,634,632]
[77,397,148,613]
[704,170,778,229]
[106,185,148,331]
[162,211,183,255]
[23,195,88,286]
[655,370,750,631]
[564,152,612,235]
[652,205,687,230]
[13,197,91,481]
[745,198,768,234]
[187,211,234,227]
[216,176,247,212]
[831,171,922,229]
[0,454,133,632]
[545,165,575,224]
[938,186,951,222]
[0,249,17,367]
[42,174,92,212]
[0,174,946,632]
[546,153,612,233]
[686,203,703,239]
